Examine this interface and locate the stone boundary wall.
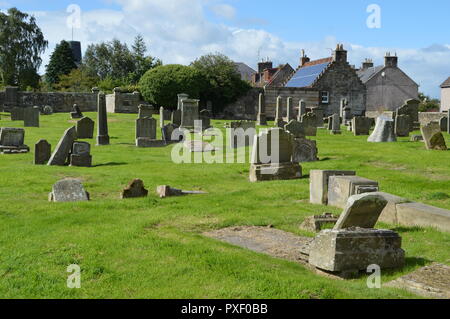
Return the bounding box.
[418,112,447,126]
[18,91,98,113]
[0,91,4,109]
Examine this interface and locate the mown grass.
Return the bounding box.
[0,112,449,299]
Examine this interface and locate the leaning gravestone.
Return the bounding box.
[292,138,318,162]
[34,139,51,165]
[70,141,92,167]
[284,120,305,138]
[76,117,94,139]
[249,128,302,182]
[121,179,148,199]
[24,107,40,127]
[394,114,410,137]
[47,126,77,166]
[367,116,397,142]
[300,112,317,136]
[333,193,388,229]
[0,128,29,153]
[49,178,89,202]
[352,116,372,136]
[420,121,447,150]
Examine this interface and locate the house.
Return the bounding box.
[234,62,256,82]
[252,61,294,88]
[357,53,419,113]
[284,45,366,117]
[440,77,450,112]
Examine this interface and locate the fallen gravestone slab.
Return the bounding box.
[121,179,148,199]
[48,178,90,202]
[299,213,339,232]
[156,185,207,198]
[385,263,450,299]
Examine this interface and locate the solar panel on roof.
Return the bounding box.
[285,62,330,88]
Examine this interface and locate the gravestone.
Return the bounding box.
[70,141,92,167]
[42,105,53,115]
[327,116,333,130]
[342,106,351,125]
[420,121,447,150]
[284,120,305,138]
[397,99,419,131]
[138,104,153,118]
[439,116,448,132]
[300,112,317,136]
[311,107,324,127]
[171,109,182,126]
[448,110,450,134]
[121,179,148,199]
[367,116,397,142]
[410,134,423,142]
[136,138,166,148]
[286,97,294,121]
[34,139,51,165]
[156,185,207,198]
[256,93,267,125]
[159,107,165,128]
[292,138,318,162]
[76,117,94,139]
[199,109,211,131]
[70,104,83,119]
[352,116,372,136]
[249,128,302,182]
[334,193,388,229]
[48,178,89,202]
[177,93,189,110]
[297,100,306,121]
[48,126,77,166]
[274,96,282,124]
[180,99,200,130]
[395,114,411,137]
[0,128,29,153]
[328,175,379,209]
[162,123,182,144]
[136,117,156,140]
[10,107,24,121]
[300,213,339,232]
[24,107,40,127]
[339,99,347,121]
[96,93,110,145]
[330,113,341,135]
[309,170,356,205]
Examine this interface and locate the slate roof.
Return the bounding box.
[357,66,385,83]
[285,57,332,88]
[441,77,450,88]
[234,62,256,82]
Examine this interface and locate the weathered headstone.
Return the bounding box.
[156,185,207,198]
[249,128,302,182]
[439,116,448,132]
[177,93,189,110]
[311,107,324,127]
[76,117,94,139]
[300,213,339,232]
[10,107,24,121]
[420,121,447,150]
[394,114,411,137]
[70,141,92,167]
[34,139,51,165]
[48,126,77,166]
[42,105,53,115]
[367,116,397,142]
[292,138,318,162]
[334,193,388,229]
[70,104,83,119]
[136,117,156,140]
[330,113,341,135]
[0,128,29,153]
[24,107,40,127]
[284,120,305,138]
[297,100,306,121]
[342,106,351,125]
[162,123,182,144]
[159,107,165,128]
[274,96,282,124]
[256,93,267,126]
[48,178,89,202]
[397,99,420,131]
[300,112,317,136]
[286,97,294,121]
[199,109,211,131]
[352,116,372,136]
[138,104,153,118]
[309,170,356,205]
[96,93,110,145]
[121,179,148,199]
[171,109,182,126]
[180,99,200,130]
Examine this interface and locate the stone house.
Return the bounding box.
[284,45,366,116]
[252,61,294,88]
[357,54,419,113]
[440,77,450,112]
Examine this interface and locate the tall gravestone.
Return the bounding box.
[257,93,267,125]
[274,96,282,124]
[342,106,351,125]
[286,97,293,121]
[34,139,51,165]
[76,117,95,139]
[171,109,182,126]
[367,116,397,142]
[297,100,306,121]
[24,107,40,127]
[339,98,347,122]
[199,109,211,131]
[159,107,165,128]
[180,99,200,130]
[311,107,324,127]
[48,126,77,165]
[96,93,110,145]
[330,113,341,135]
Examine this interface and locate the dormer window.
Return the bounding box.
[321,91,330,104]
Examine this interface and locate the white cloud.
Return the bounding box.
[28,0,448,98]
[210,4,236,20]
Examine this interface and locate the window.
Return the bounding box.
[321,91,330,104]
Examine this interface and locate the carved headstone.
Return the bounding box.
[138,104,153,118]
[180,99,200,130]
[284,120,305,138]
[162,123,182,144]
[330,113,341,135]
[10,107,24,121]
[300,112,317,136]
[352,116,372,136]
[34,139,51,164]
[171,109,182,126]
[136,117,156,140]
[49,178,89,202]
[292,138,318,162]
[76,117,94,139]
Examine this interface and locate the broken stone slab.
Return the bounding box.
[367,116,397,142]
[121,179,148,199]
[48,126,77,166]
[327,175,379,209]
[309,170,356,205]
[420,121,447,150]
[156,185,207,198]
[333,193,388,230]
[376,192,410,225]
[385,263,450,299]
[308,227,405,272]
[395,202,450,233]
[48,178,90,202]
[299,213,339,232]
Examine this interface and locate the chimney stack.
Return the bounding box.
[332,44,347,63]
[384,52,398,68]
[258,61,273,73]
[300,49,310,66]
[361,58,374,70]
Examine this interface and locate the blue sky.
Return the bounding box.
[1,0,449,97]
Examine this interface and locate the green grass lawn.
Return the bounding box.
[0,112,449,299]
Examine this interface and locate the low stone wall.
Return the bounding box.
[17,91,98,113]
[221,88,262,120]
[0,91,4,109]
[418,112,447,126]
[106,90,142,113]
